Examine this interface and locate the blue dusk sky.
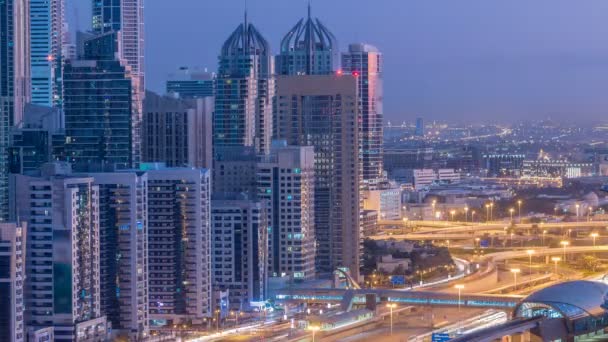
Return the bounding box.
[67,0,608,123]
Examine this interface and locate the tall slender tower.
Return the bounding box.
[29,0,66,108]
[276,3,339,76]
[214,12,274,155]
[0,0,30,221]
[342,43,384,182]
[92,0,145,167]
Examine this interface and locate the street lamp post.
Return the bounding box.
[455,284,465,312]
[465,206,469,222]
[551,257,561,274]
[511,268,521,289]
[517,200,522,223]
[485,204,490,223]
[526,250,535,275]
[308,326,320,342]
[576,204,580,222]
[591,233,599,248]
[450,210,456,222]
[490,202,494,222]
[386,303,396,335]
[588,207,593,222]
[509,208,515,223]
[560,240,569,261]
[471,210,476,223]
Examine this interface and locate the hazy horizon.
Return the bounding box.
[67,0,608,123]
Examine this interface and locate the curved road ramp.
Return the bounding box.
[450,280,608,342]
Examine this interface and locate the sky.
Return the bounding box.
[67,0,608,123]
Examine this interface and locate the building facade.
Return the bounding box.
[89,172,149,340]
[166,67,214,99]
[29,0,66,107]
[211,194,268,309]
[257,142,316,281]
[143,91,213,169]
[63,59,132,171]
[92,0,145,167]
[342,43,384,182]
[0,0,30,221]
[0,223,26,342]
[11,163,108,341]
[214,14,274,154]
[276,4,339,76]
[274,75,361,278]
[146,166,212,323]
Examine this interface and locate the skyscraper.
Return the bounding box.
[276,4,339,76]
[0,0,30,221]
[63,33,132,171]
[257,142,316,280]
[92,0,145,167]
[146,165,212,324]
[415,117,424,136]
[89,172,149,341]
[274,75,361,278]
[29,0,66,107]
[143,91,213,169]
[211,193,268,309]
[0,223,26,342]
[215,13,274,155]
[342,43,384,182]
[12,163,109,341]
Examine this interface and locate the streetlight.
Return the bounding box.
[551,256,561,274]
[471,210,476,222]
[464,206,469,222]
[386,303,397,335]
[511,268,521,289]
[308,326,320,342]
[509,208,515,223]
[455,284,465,312]
[591,232,599,248]
[560,240,569,261]
[490,202,494,221]
[526,250,535,275]
[576,204,580,221]
[517,200,523,223]
[485,204,490,223]
[450,210,456,222]
[588,207,593,222]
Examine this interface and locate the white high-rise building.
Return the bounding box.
[146,165,212,324]
[257,142,316,281]
[0,222,26,342]
[211,194,268,309]
[11,162,108,341]
[88,172,149,340]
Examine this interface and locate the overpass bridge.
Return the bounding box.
[274,288,521,311]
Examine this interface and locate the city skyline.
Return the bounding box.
[67,0,608,123]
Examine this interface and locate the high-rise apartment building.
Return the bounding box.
[89,172,149,341]
[257,142,316,280]
[63,43,132,171]
[215,13,274,155]
[0,223,26,342]
[11,163,108,341]
[415,117,424,137]
[274,75,361,278]
[29,0,66,107]
[276,4,338,75]
[167,67,214,99]
[0,0,30,220]
[9,104,65,176]
[92,0,145,167]
[211,193,268,309]
[342,43,384,182]
[213,146,258,195]
[143,91,213,169]
[146,166,212,324]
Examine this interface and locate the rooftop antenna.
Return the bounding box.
[308,0,312,19]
